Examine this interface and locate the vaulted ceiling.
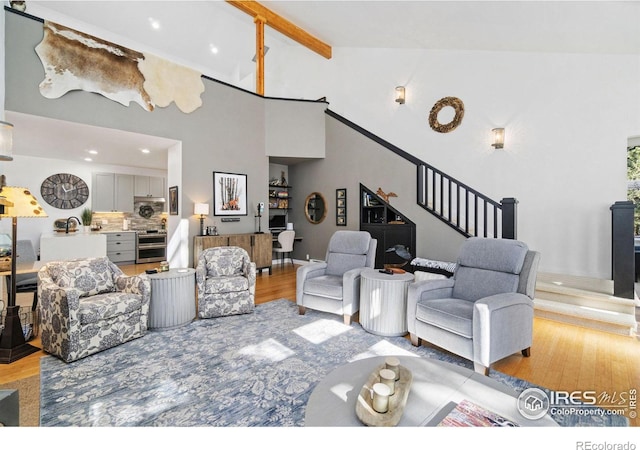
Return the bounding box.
[8,1,640,169]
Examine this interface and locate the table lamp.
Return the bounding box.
[0,186,48,364]
[194,203,209,236]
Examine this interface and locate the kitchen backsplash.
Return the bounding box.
[92,200,167,231]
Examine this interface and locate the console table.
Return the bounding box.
[359,268,414,336]
[305,355,558,427]
[193,233,272,274]
[148,268,196,330]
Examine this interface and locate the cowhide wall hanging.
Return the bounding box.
[35,21,205,114]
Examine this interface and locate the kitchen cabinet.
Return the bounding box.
[92,172,134,212]
[134,176,165,198]
[104,231,136,265]
[193,233,272,274]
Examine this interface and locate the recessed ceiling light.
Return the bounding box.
[141,149,150,154]
[210,44,219,54]
[84,157,92,162]
[148,17,160,30]
[88,149,98,155]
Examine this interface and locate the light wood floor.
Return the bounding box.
[1,262,638,426]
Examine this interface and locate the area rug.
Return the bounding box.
[40,299,627,427]
[0,375,40,427]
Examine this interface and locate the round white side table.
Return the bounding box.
[359,268,414,336]
[148,268,196,330]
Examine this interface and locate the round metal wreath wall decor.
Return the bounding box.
[428,96,465,133]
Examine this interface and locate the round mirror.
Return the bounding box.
[304,192,327,224]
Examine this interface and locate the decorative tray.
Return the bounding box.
[355,363,413,426]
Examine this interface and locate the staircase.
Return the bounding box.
[534,273,639,336]
[416,163,518,240]
[325,110,638,336]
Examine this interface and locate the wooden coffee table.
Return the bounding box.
[304,355,558,427]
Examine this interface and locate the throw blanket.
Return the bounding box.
[411,257,457,275]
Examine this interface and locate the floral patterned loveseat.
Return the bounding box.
[196,246,256,318]
[38,256,150,362]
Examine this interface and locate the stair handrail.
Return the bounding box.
[326,109,516,239]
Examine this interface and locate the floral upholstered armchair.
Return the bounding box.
[38,256,150,363]
[196,246,256,318]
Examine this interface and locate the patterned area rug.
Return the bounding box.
[40,299,627,427]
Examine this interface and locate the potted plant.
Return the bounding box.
[81,208,93,232]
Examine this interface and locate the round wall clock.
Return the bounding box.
[40,173,89,209]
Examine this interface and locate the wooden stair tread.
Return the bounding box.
[536,281,638,307]
[534,298,638,327]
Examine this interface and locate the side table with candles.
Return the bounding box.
[147,268,196,330]
[359,268,414,336]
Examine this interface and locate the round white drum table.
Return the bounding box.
[359,268,414,336]
[148,268,196,330]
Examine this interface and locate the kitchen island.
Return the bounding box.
[40,232,107,262]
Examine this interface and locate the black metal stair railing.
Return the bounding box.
[325,109,517,240]
[417,163,516,239]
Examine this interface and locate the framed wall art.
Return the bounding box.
[336,188,347,226]
[213,171,247,216]
[169,185,179,215]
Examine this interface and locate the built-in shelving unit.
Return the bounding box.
[268,183,291,231]
[360,184,416,269]
[269,184,291,210]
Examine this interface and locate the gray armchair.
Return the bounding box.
[296,230,377,325]
[407,237,540,375]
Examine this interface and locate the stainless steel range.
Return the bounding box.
[136,230,167,263]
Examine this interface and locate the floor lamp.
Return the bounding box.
[0,187,47,364]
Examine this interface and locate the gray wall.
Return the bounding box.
[4,10,468,269]
[3,11,324,266]
[289,114,466,263]
[265,99,326,159]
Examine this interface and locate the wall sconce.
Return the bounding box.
[194,203,209,236]
[395,86,406,104]
[491,128,505,149]
[0,121,14,161]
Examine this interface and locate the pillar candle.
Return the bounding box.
[379,368,396,395]
[371,382,391,413]
[385,356,400,381]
